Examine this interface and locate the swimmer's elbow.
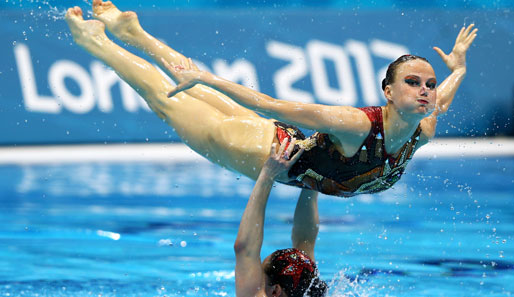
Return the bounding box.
[436,104,450,115]
[233,238,248,255]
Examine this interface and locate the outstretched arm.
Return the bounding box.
[162,58,370,135]
[234,139,303,297]
[433,24,478,116]
[291,189,319,261]
[421,24,477,140]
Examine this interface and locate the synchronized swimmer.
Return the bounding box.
[65,0,476,198]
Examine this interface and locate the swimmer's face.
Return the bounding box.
[384,59,437,116]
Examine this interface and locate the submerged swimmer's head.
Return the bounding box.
[262,248,328,297]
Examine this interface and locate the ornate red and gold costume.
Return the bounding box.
[276,106,421,197]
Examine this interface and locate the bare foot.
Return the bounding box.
[92,0,143,44]
[65,6,109,51]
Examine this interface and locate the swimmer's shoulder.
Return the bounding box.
[327,105,372,136]
[325,106,372,157]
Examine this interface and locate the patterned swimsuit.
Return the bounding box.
[275,106,421,197]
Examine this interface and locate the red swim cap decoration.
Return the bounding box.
[274,249,315,289]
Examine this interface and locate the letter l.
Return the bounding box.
[14,43,60,113]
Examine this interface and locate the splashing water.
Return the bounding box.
[326,270,373,297]
[5,0,94,20]
[4,0,98,42]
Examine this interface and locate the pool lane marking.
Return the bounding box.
[0,143,206,165]
[0,138,513,165]
[415,137,514,158]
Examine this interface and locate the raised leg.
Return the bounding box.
[65,6,275,179]
[91,0,258,118]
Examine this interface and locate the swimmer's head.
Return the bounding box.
[262,248,328,297]
[381,54,430,91]
[382,54,436,115]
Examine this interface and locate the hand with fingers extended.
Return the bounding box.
[261,138,304,180]
[433,24,478,73]
[161,57,208,97]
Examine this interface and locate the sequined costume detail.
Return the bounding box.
[275,106,421,197]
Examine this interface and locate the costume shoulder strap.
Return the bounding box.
[406,124,422,158]
[356,107,385,161]
[391,124,422,166]
[358,106,383,139]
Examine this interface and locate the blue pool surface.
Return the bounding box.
[0,156,513,296]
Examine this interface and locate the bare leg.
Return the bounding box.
[91,0,258,118]
[65,6,275,179]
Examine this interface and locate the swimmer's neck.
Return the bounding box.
[382,105,422,153]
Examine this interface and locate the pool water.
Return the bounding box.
[0,157,513,296]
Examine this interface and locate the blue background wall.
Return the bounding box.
[1,1,513,145]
